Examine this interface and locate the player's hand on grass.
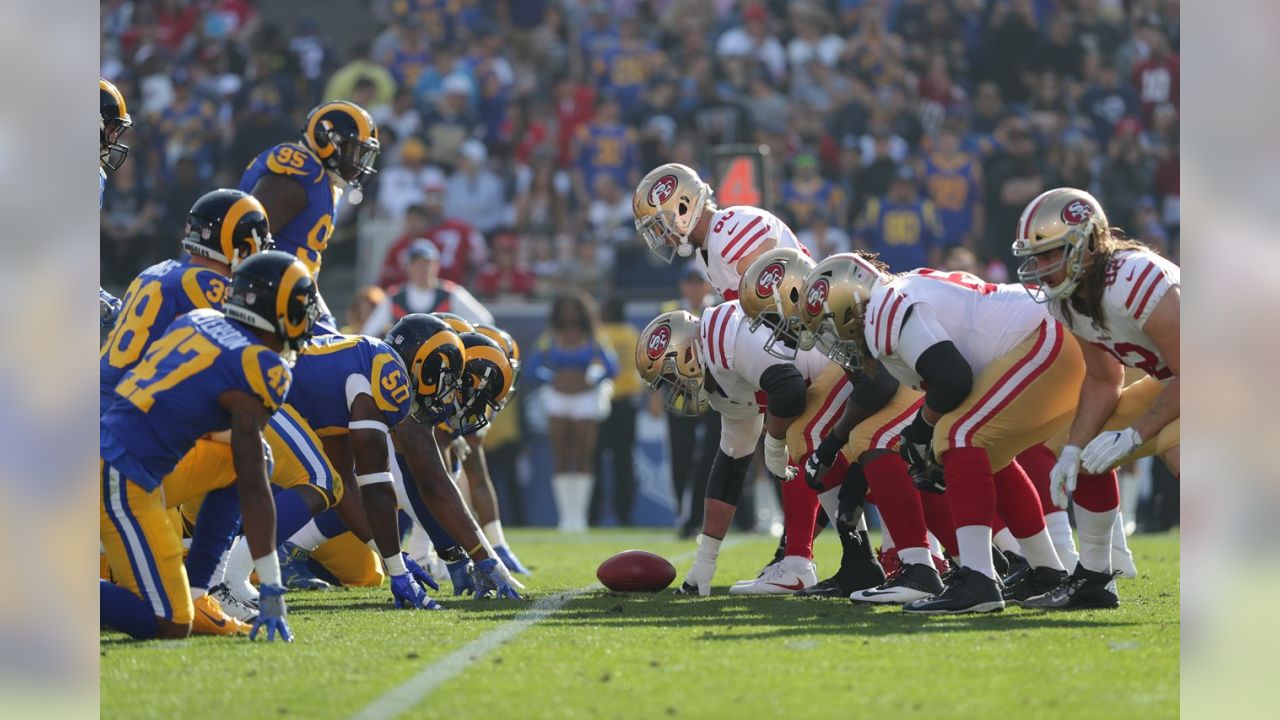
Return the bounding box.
[447,559,475,596]
[675,558,715,596]
[391,572,443,610]
[1049,445,1082,509]
[402,552,440,591]
[250,585,293,642]
[469,557,524,599]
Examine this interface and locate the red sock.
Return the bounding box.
[1016,444,1059,516]
[992,460,1047,538]
[862,453,928,550]
[943,447,994,528]
[781,469,819,559]
[820,454,850,491]
[1073,469,1119,512]
[919,490,957,557]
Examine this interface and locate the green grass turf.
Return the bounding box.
[101,529,1179,719]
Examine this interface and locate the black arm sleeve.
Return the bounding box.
[849,361,900,413]
[759,363,807,419]
[914,341,973,414]
[705,449,753,506]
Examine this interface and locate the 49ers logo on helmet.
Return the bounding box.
[755,262,786,298]
[646,324,672,360]
[805,278,829,316]
[1061,199,1095,224]
[647,174,678,207]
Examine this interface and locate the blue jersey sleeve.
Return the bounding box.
[176,266,229,313]
[241,346,292,413]
[259,143,325,185]
[369,345,413,427]
[594,339,619,382]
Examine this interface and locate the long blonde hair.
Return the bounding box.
[1061,227,1151,332]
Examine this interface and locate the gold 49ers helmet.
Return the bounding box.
[1011,187,1109,303]
[445,332,515,435]
[799,252,891,371]
[302,101,380,190]
[633,163,714,263]
[100,78,132,172]
[738,247,817,359]
[474,323,520,409]
[636,310,705,416]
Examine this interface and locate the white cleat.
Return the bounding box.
[733,560,778,586]
[226,578,260,609]
[729,556,817,595]
[210,583,258,622]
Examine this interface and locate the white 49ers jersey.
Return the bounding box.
[698,206,807,300]
[864,269,1050,389]
[1049,249,1179,382]
[698,300,831,454]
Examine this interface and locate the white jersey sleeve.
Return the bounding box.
[445,283,495,325]
[701,206,808,299]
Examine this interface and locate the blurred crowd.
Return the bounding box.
[100,0,1180,301]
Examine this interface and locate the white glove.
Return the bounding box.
[678,557,716,596]
[763,434,796,481]
[1049,445,1082,510]
[450,436,472,463]
[1081,427,1143,474]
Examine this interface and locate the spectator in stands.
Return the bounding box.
[514,152,568,237]
[592,297,641,526]
[920,126,983,249]
[424,74,481,169]
[342,285,387,335]
[378,182,486,287]
[855,164,944,271]
[573,91,639,202]
[716,3,786,83]
[376,137,444,221]
[982,117,1045,277]
[100,158,162,280]
[324,42,396,106]
[444,139,506,236]
[797,214,851,259]
[781,152,846,232]
[361,239,492,337]
[475,230,536,300]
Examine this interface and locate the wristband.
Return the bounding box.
[254,553,282,587]
[356,471,394,487]
[384,552,408,576]
[467,543,484,558]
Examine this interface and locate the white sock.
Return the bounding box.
[1074,505,1117,573]
[817,487,840,528]
[992,527,1021,555]
[574,473,594,532]
[552,473,573,532]
[190,587,207,600]
[695,534,722,564]
[1112,511,1131,551]
[288,518,329,553]
[956,525,996,579]
[1016,528,1064,571]
[855,514,868,532]
[224,536,256,589]
[898,546,933,568]
[483,520,508,549]
[1045,511,1078,572]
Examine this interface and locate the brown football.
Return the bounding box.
[596,550,677,592]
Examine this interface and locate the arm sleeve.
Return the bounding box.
[914,341,973,415]
[849,363,900,413]
[759,363,807,419]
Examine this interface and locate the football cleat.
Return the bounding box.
[991,545,1011,578]
[729,555,817,595]
[1002,566,1069,606]
[278,542,333,591]
[851,563,946,605]
[902,567,1005,615]
[800,529,885,597]
[210,583,259,622]
[796,577,848,598]
[1001,551,1031,586]
[1021,565,1120,610]
[191,594,252,636]
[877,546,902,579]
[495,545,532,576]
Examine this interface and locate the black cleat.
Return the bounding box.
[1022,565,1120,610]
[902,567,1005,615]
[991,545,1010,578]
[1002,566,1069,606]
[796,577,849,598]
[851,563,946,605]
[1001,551,1031,585]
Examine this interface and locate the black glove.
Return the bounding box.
[836,462,869,533]
[802,434,844,492]
[899,411,945,493]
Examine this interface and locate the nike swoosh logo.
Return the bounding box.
[198,609,227,628]
[1125,268,1135,281]
[768,580,806,591]
[727,223,740,235]
[857,589,900,597]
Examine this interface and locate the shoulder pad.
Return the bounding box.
[864,282,913,358]
[241,346,292,412]
[699,301,744,371]
[1106,251,1180,324]
[368,341,412,426]
[264,143,322,182]
[179,266,229,310]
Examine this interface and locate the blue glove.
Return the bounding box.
[495,545,532,576]
[99,288,122,328]
[402,552,440,590]
[391,572,443,610]
[447,559,475,596]
[469,557,523,599]
[249,584,293,642]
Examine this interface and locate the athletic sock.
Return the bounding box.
[1016,527,1064,571]
[483,520,508,549]
[1045,511,1078,571]
[101,580,158,640]
[781,473,819,559]
[184,484,240,594]
[223,536,254,589]
[1073,470,1120,573]
[273,487,317,546]
[898,546,933,567]
[992,527,1021,555]
[552,473,572,532]
[288,518,330,553]
[943,447,997,578]
[1112,511,1130,550]
[1016,443,1060,515]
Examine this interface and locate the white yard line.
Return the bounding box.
[349,539,737,720]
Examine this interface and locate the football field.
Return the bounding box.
[101,529,1180,719]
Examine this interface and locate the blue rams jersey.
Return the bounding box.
[575,123,637,192]
[239,142,341,275]
[782,179,845,227]
[857,197,944,272]
[100,259,230,413]
[922,152,981,245]
[286,334,412,436]
[101,309,291,490]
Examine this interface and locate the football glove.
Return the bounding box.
[900,412,944,493]
[99,288,122,328]
[763,434,797,482]
[675,557,715,596]
[495,545,532,576]
[402,552,440,591]
[391,572,443,610]
[447,558,475,596]
[469,557,524,599]
[802,434,843,492]
[1081,427,1143,474]
[249,584,293,642]
[1049,445,1082,510]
